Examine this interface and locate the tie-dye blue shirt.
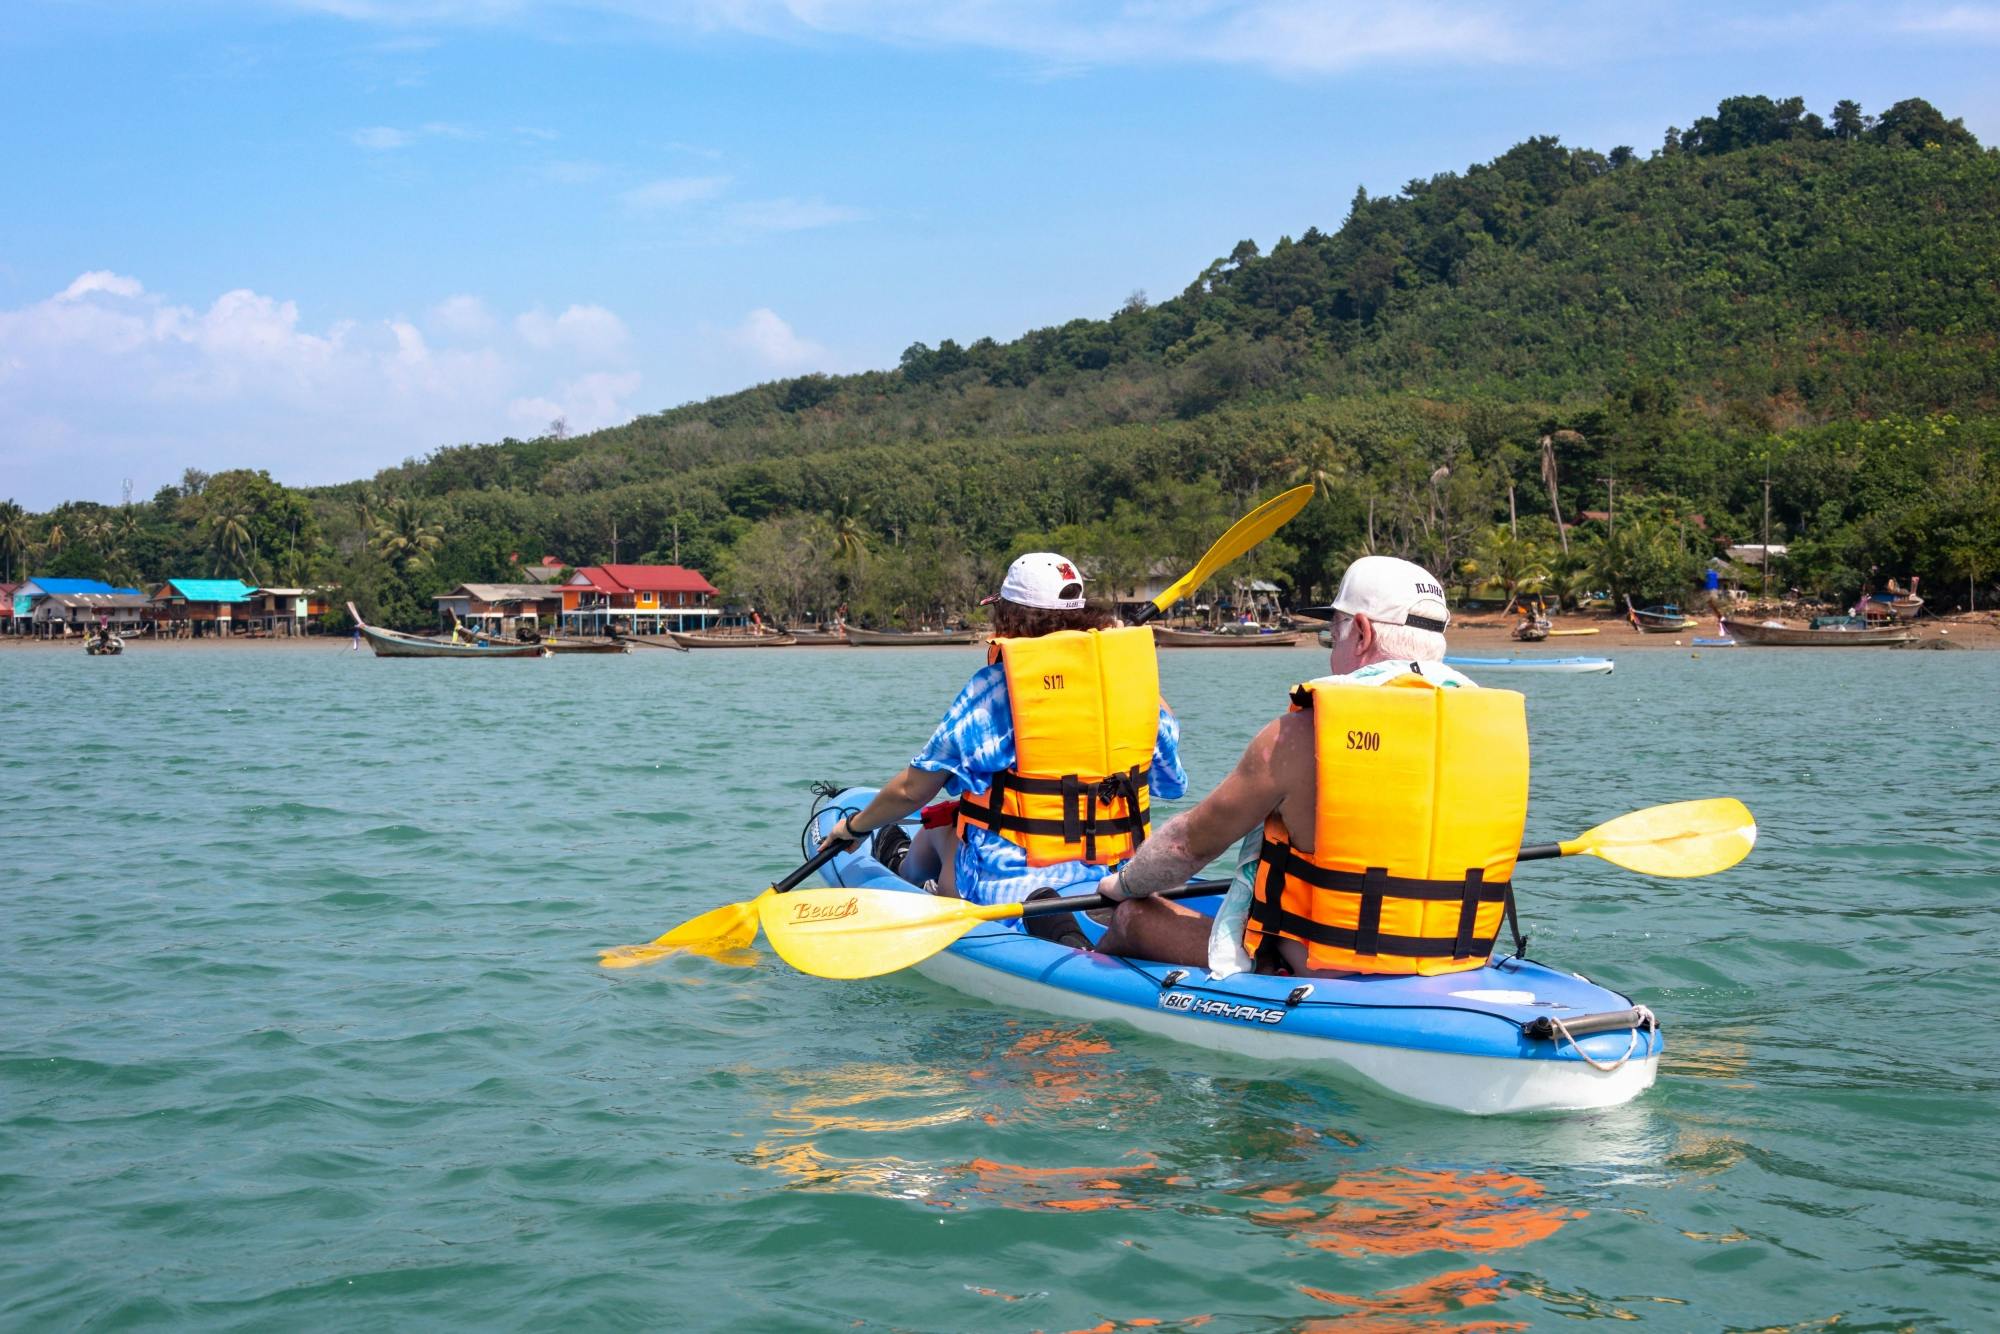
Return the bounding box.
[912,662,1188,905]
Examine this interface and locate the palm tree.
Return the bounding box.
[203,508,257,581]
[1474,525,1553,613]
[0,501,29,581]
[371,499,443,573]
[1540,433,1577,556]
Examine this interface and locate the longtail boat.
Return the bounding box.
[669,629,798,648]
[619,633,691,653]
[350,603,547,659]
[1719,616,1916,647]
[787,627,851,646]
[843,626,977,646]
[1626,597,1695,632]
[1155,626,1304,648]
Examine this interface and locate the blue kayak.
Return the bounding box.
[810,789,1660,1115]
[1443,655,1614,675]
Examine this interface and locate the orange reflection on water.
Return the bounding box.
[1297,1264,1524,1332]
[1245,1167,1582,1256]
[958,1154,1160,1212]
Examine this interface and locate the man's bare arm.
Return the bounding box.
[1103,717,1291,898]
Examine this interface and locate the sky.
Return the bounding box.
[4,1,1998,510]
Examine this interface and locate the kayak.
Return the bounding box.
[1443,655,1614,675]
[809,789,1660,1115]
[1691,637,1736,647]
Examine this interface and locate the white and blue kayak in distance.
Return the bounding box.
[1444,655,1614,675]
[811,790,1659,1116]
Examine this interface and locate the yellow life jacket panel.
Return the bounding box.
[956,625,1160,866]
[1243,674,1529,975]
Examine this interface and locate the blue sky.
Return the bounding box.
[4,1,1997,510]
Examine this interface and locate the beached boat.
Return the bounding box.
[1155,626,1304,648]
[786,627,851,646]
[1719,616,1916,647]
[805,788,1660,1115]
[842,626,977,646]
[1626,597,1695,632]
[669,629,798,648]
[1444,655,1614,675]
[349,603,547,659]
[619,633,690,653]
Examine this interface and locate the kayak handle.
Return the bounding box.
[1020,878,1229,918]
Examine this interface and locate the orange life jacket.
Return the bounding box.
[956,626,1160,867]
[1243,674,1529,975]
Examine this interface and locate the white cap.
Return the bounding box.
[984,552,1087,610]
[1331,555,1450,632]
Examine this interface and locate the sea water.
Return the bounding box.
[2,642,1996,1330]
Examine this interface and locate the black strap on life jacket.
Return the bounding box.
[1252,838,1508,961]
[961,765,1152,859]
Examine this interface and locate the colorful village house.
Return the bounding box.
[432,583,563,636]
[150,578,255,637]
[246,587,311,635]
[13,577,149,637]
[559,563,720,636]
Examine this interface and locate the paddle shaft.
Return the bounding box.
[1029,840,1571,918]
[1018,878,1229,918]
[776,836,852,894]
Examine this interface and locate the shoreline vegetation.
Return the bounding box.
[11,610,1998,651]
[6,94,1998,633]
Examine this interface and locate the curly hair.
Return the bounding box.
[990,597,1118,638]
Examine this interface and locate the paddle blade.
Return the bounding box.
[598,889,773,968]
[1152,484,1314,614]
[1565,798,1756,878]
[759,888,1012,980]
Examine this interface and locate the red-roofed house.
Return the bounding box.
[560,563,721,633]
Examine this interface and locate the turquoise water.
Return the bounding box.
[3,642,1996,1330]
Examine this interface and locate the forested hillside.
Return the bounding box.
[9,94,1998,627]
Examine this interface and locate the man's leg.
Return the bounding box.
[1096,896,1211,965]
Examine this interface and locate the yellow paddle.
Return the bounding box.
[1517,797,1756,878]
[597,837,851,968]
[600,486,1315,969]
[1134,484,1314,623]
[761,797,1757,981]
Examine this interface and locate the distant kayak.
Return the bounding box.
[807,788,1659,1115]
[1444,656,1614,675]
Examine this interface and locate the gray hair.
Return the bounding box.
[1371,620,1447,662]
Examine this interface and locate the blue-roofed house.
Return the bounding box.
[16,576,148,636]
[151,578,255,637]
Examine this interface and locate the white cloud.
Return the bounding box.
[430,293,496,336]
[1899,3,2000,36]
[514,304,630,357]
[0,272,643,507]
[726,196,867,232]
[508,370,643,435]
[350,125,412,149]
[292,1,1543,74]
[59,271,146,301]
[622,175,731,210]
[724,307,830,373]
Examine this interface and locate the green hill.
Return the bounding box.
[12,94,1999,626]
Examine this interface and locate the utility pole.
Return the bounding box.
[1762,472,1773,604]
[611,519,620,565]
[671,520,680,565]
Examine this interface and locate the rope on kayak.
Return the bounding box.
[1543,1004,1656,1072]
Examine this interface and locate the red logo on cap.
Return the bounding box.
[1057,562,1077,580]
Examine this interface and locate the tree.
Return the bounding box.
[1871,98,1977,150]
[371,499,443,574]
[1831,99,1868,141]
[1471,525,1553,612]
[203,507,256,581]
[0,500,29,581]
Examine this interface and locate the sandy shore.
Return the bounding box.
[1443,610,2000,651]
